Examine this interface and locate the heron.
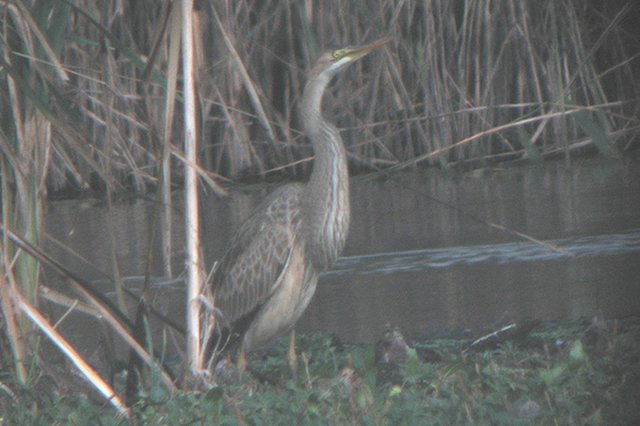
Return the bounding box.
[204,38,388,371]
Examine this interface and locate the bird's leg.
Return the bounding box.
[288,329,298,379]
[237,344,248,377]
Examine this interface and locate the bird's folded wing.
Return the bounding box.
[209,183,303,324]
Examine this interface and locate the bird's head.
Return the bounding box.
[311,38,389,81]
[302,37,389,129]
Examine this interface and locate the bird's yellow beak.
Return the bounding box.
[332,37,390,64]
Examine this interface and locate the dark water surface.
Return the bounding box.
[45,157,640,345]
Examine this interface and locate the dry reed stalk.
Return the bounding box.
[17,292,130,417]
[39,286,101,318]
[390,104,620,171]
[0,210,27,384]
[1,1,635,192]
[212,5,276,143]
[160,2,182,278]
[181,0,205,377]
[1,225,177,392]
[1,8,51,384]
[22,4,637,186]
[6,2,69,82]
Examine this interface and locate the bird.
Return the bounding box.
[203,38,388,371]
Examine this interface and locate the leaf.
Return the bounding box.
[574,110,620,158]
[540,365,564,386]
[517,127,542,162]
[205,386,225,402]
[569,340,588,365]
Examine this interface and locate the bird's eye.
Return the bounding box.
[332,50,343,60]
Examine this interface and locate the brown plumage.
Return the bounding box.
[204,39,388,362]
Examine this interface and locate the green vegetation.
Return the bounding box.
[2,318,639,425]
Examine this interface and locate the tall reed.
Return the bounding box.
[1,1,636,194]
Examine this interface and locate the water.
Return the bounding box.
[45,157,640,345]
[327,230,640,275]
[303,230,640,343]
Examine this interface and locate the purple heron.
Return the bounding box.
[204,38,388,370]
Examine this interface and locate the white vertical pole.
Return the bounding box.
[181,0,202,374]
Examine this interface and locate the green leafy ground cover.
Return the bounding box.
[2,317,639,425]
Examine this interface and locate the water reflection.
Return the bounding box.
[45,157,640,344]
[328,229,640,276]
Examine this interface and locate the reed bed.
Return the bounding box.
[1,1,638,193]
[1,0,639,416]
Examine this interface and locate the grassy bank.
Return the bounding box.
[2,317,639,425]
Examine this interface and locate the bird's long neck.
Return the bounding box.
[301,74,350,271]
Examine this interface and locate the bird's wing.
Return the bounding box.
[209,183,304,326]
